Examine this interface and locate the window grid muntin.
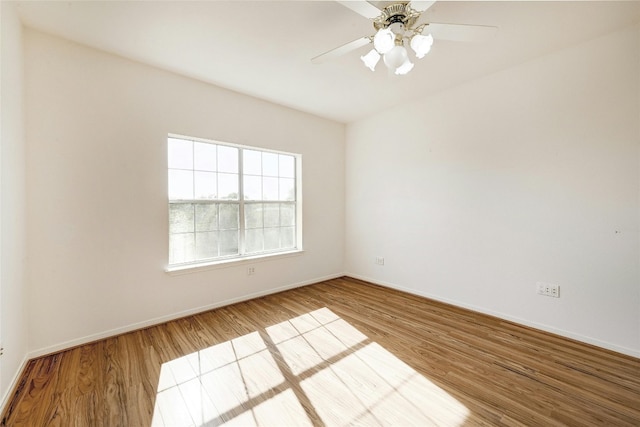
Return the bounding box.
[243,201,297,255]
[168,136,298,267]
[169,201,241,264]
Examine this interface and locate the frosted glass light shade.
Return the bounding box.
[383,45,408,70]
[410,33,434,59]
[395,59,414,75]
[373,28,395,54]
[360,49,381,71]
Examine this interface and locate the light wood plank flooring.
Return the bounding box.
[2,276,639,426]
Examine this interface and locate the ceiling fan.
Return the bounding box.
[312,1,498,75]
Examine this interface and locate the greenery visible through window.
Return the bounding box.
[168,135,299,267]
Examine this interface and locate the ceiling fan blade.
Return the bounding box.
[312,37,372,64]
[336,1,382,19]
[426,22,498,42]
[410,1,436,12]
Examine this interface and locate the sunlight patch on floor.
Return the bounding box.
[302,342,469,426]
[151,307,469,426]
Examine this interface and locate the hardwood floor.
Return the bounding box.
[3,276,639,426]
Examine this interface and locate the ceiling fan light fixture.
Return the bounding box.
[395,58,414,75]
[373,28,395,54]
[383,45,408,70]
[410,33,434,59]
[361,49,381,71]
[313,1,498,78]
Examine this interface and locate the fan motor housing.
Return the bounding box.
[373,3,420,31]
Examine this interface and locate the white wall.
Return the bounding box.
[0,1,29,408]
[16,10,640,364]
[25,29,345,355]
[637,24,640,355]
[346,24,640,357]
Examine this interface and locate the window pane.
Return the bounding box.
[243,149,262,175]
[281,226,295,249]
[195,231,218,259]
[194,171,217,199]
[264,228,280,251]
[264,204,279,228]
[245,203,263,229]
[169,233,195,264]
[195,204,218,232]
[219,230,239,256]
[219,204,239,230]
[243,175,262,201]
[169,203,194,233]
[279,178,295,201]
[280,203,295,227]
[168,138,193,169]
[168,135,299,266]
[218,146,238,173]
[263,177,279,201]
[245,228,264,253]
[194,142,216,171]
[279,155,295,178]
[169,170,194,200]
[218,173,239,200]
[263,152,278,176]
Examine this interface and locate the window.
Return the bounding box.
[168,135,300,267]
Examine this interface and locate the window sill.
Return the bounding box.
[165,249,305,276]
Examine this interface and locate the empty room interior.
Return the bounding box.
[1,0,639,425]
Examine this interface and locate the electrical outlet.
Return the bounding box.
[247,266,255,276]
[537,282,560,298]
[375,257,384,266]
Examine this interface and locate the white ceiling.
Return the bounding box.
[14,1,640,123]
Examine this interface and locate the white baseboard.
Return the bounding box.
[346,273,640,359]
[0,354,29,419]
[28,272,346,359]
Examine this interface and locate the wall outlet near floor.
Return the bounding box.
[375,256,385,266]
[536,282,560,298]
[247,266,255,276]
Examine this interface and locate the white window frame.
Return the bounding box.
[166,134,303,273]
